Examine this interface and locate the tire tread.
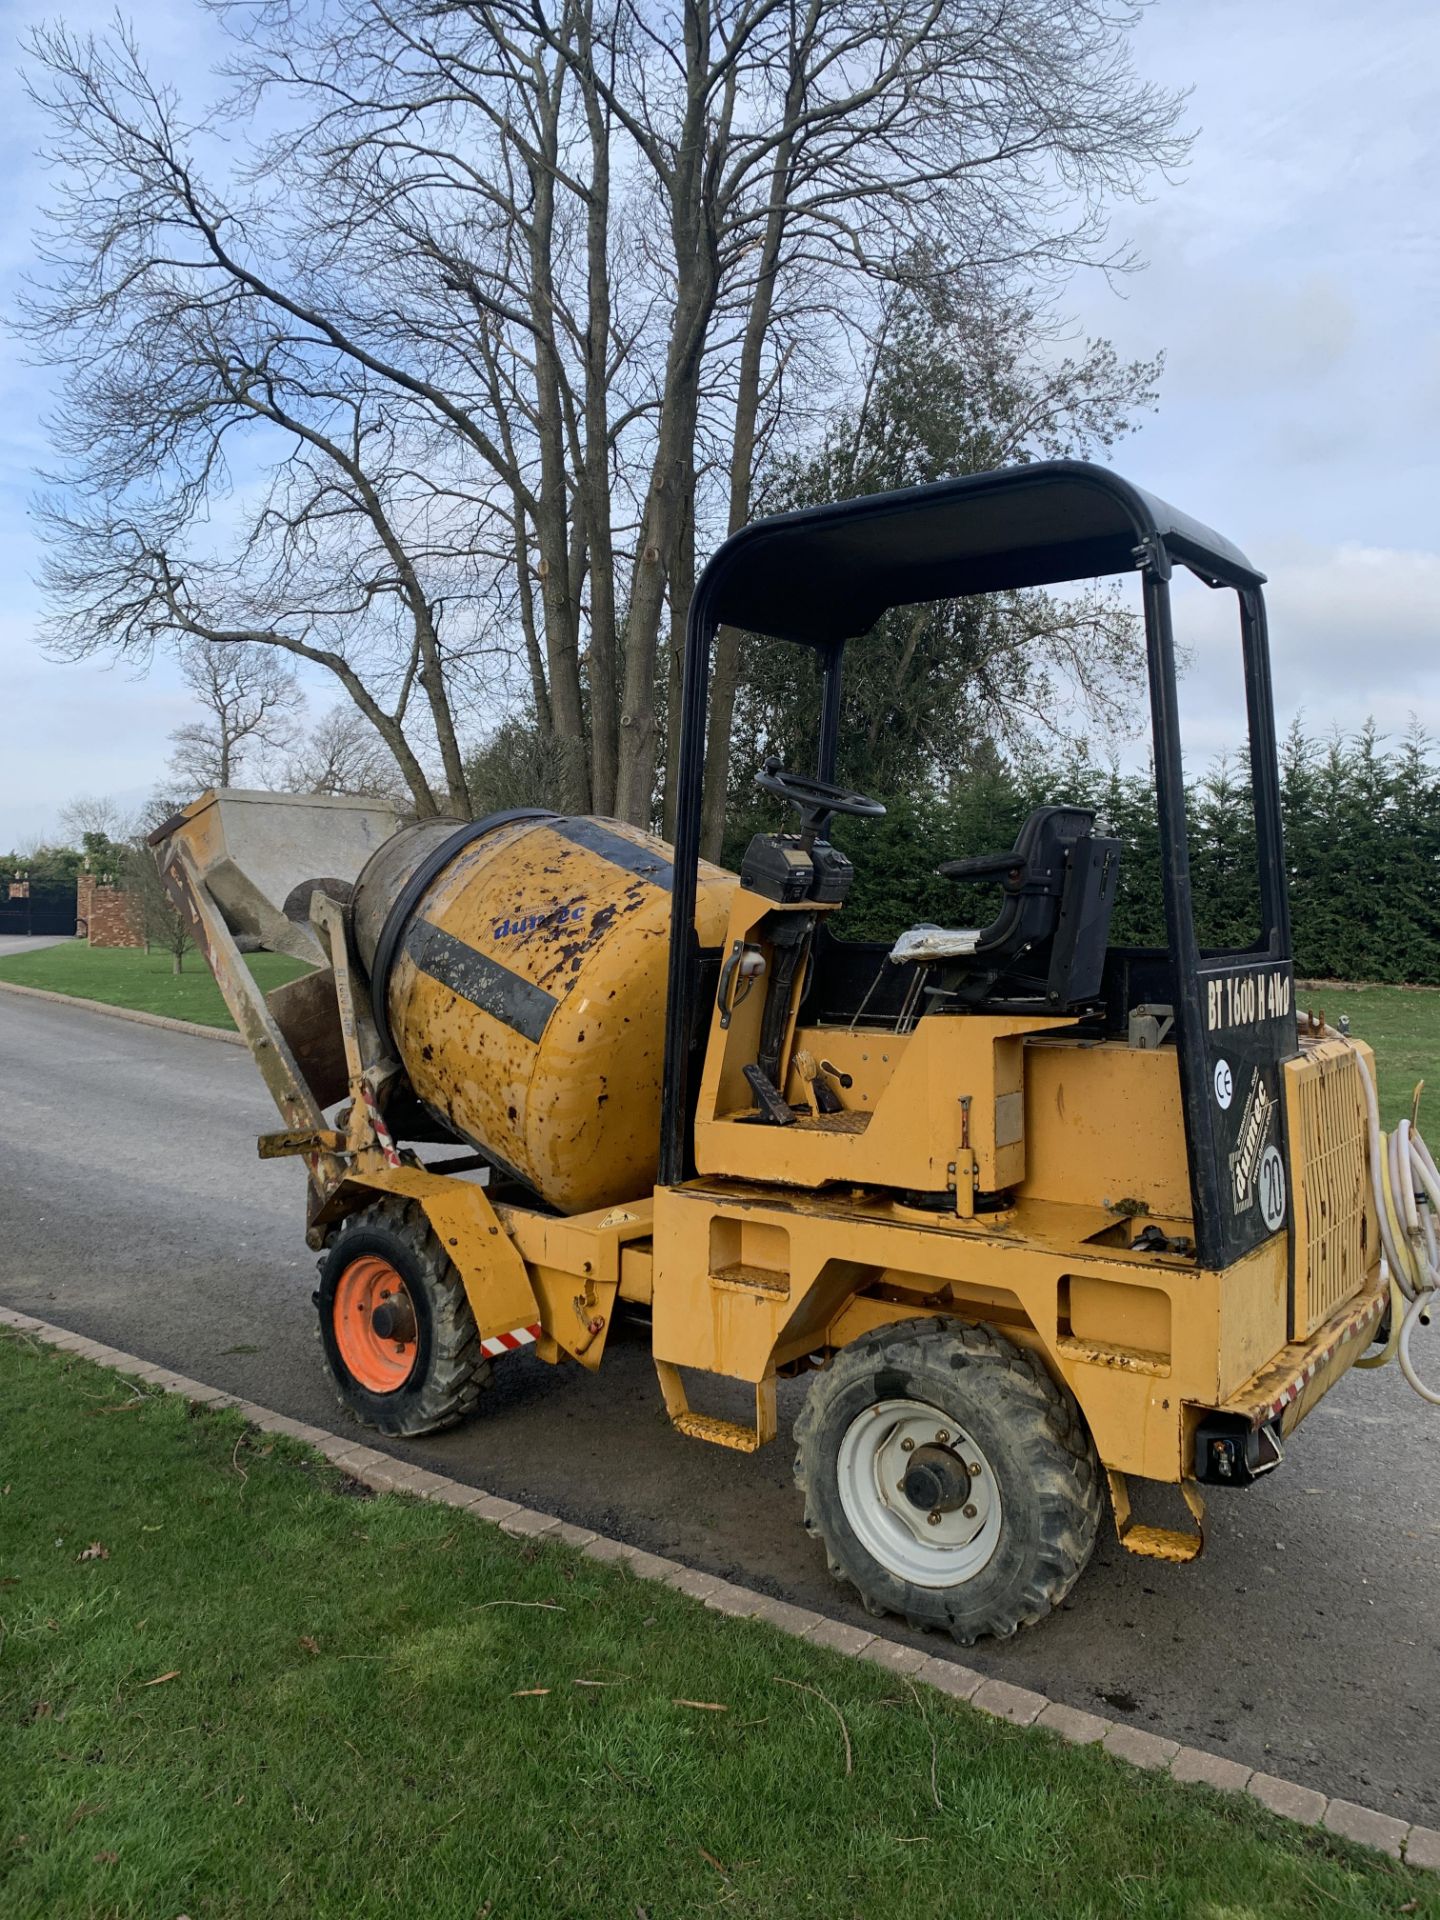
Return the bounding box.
[319,1198,490,1436]
[794,1315,1102,1644]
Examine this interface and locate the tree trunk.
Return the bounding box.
[612,0,721,827]
[576,13,619,817]
[698,106,798,859]
[528,94,591,817]
[613,244,715,823]
[661,482,695,842]
[412,601,471,816]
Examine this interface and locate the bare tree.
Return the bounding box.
[23,2,1189,838]
[284,705,407,803]
[168,641,304,793]
[57,793,129,849]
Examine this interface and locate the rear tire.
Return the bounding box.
[794,1316,1101,1644]
[316,1198,488,1436]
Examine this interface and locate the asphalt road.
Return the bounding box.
[3,988,1437,1823]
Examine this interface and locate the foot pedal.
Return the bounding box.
[655,1361,777,1452]
[743,1063,796,1126]
[1107,1470,1205,1563]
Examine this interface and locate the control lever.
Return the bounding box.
[794,1048,843,1114]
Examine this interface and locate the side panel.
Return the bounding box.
[649,1181,1281,1481]
[1020,1041,1190,1218]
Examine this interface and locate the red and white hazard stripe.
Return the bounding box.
[358,1078,402,1169]
[480,1323,543,1358]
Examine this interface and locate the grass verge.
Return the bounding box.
[1,1333,1433,1920]
[1297,980,1440,1118]
[0,942,308,1029]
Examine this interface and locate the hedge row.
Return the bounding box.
[807,721,1440,985]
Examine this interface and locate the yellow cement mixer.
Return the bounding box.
[349,812,735,1213]
[154,458,1429,1645]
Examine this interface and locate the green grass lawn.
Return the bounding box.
[1297,980,1440,1119]
[1,1334,1432,1920]
[0,941,308,1029]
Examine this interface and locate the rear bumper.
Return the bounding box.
[1191,1265,1387,1484]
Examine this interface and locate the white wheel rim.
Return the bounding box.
[835,1397,1003,1588]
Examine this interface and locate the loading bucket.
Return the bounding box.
[152,788,403,967]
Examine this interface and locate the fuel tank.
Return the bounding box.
[352,811,737,1213]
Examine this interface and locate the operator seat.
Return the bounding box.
[890,805,1121,1013]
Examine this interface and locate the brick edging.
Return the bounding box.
[0,1302,1430,1874]
[0,978,244,1045]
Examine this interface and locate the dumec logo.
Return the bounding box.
[492,903,586,940]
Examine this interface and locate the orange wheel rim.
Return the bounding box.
[333,1255,419,1393]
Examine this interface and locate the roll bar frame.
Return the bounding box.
[659,459,1293,1271]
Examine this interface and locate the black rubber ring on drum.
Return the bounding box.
[365,808,559,1061]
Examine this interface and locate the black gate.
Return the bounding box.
[0,881,78,937]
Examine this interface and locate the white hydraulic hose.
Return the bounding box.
[1349,1043,1440,1404]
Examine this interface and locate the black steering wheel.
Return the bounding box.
[754,756,887,839]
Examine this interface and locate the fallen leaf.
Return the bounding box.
[142,1670,180,1687]
[92,1851,118,1865]
[698,1847,729,1878]
[298,1635,320,1656]
[25,1702,52,1722]
[673,1699,728,1712]
[511,1688,550,1697]
[0,1577,18,1589]
[77,1542,110,1562]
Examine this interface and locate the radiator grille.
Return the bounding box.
[1285,1044,1370,1339]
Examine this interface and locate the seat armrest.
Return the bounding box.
[936,852,1021,882]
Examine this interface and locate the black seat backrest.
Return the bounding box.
[936,805,1121,1010]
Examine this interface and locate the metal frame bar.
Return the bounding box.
[160,841,347,1197]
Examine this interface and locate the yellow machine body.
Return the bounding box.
[631,880,1385,1498]
[155,791,1385,1575]
[372,815,735,1214]
[366,857,1383,1510]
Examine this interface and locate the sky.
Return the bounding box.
[1,0,1437,848]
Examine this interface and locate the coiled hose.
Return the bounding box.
[1347,1044,1440,1403]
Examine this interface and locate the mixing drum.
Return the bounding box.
[352,811,737,1213]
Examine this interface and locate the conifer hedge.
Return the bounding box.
[805,721,1440,985]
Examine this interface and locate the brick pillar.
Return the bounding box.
[80,873,145,949]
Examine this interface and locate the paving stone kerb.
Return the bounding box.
[1,1301,1433,1876]
[0,976,246,1046]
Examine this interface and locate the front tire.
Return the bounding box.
[794,1317,1101,1643]
[316,1199,489,1436]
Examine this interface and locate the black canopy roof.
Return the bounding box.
[695,458,1264,649]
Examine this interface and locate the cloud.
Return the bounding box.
[1162,541,1440,764]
